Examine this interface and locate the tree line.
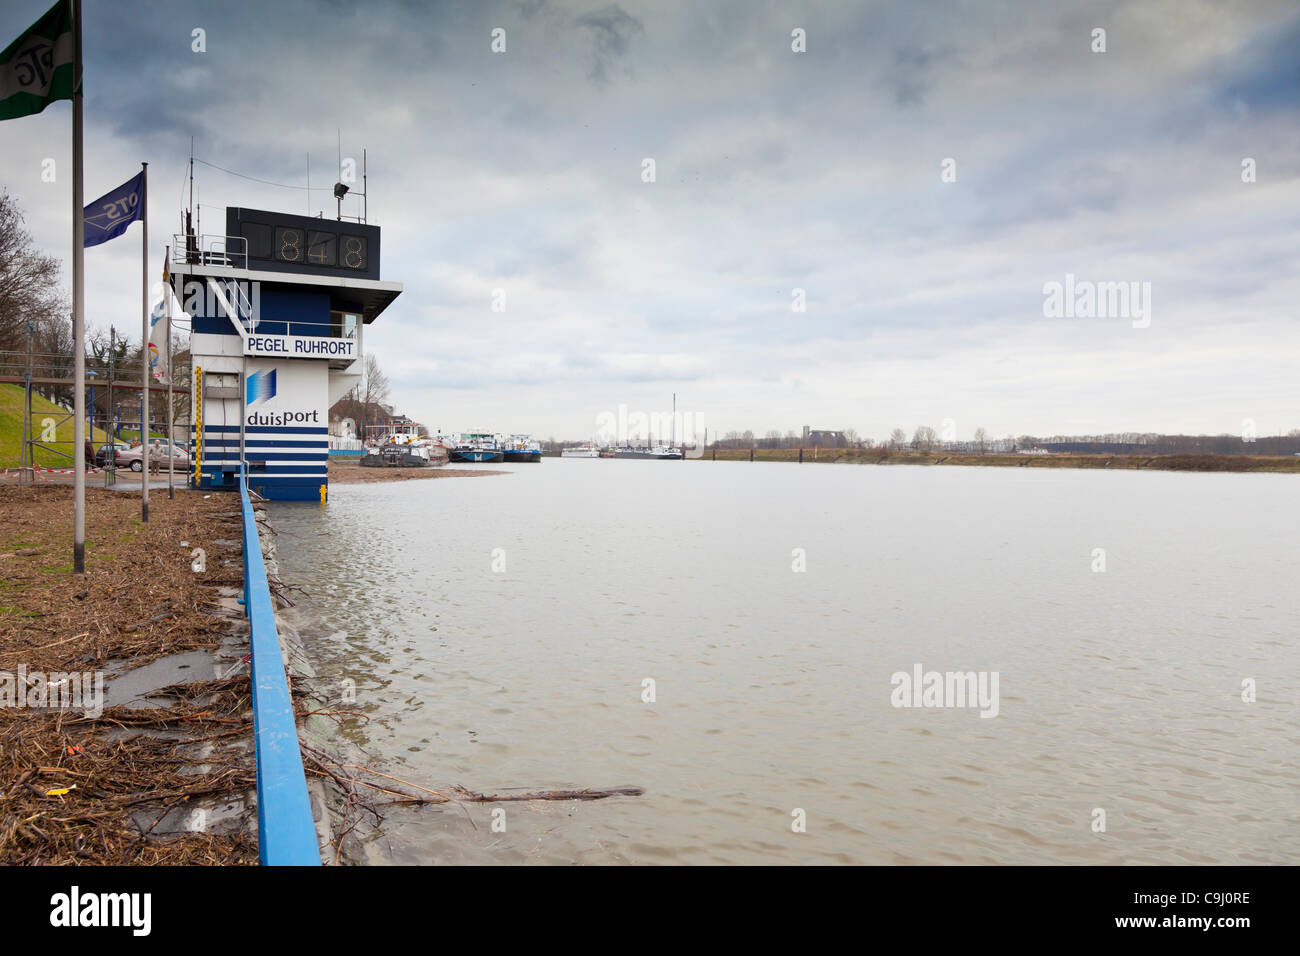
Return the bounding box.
[710,426,1300,456]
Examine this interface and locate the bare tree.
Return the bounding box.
[331,353,391,438]
[889,428,907,450]
[974,427,988,454]
[0,191,67,352]
[362,352,389,409]
[912,425,938,450]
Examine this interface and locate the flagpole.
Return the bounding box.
[166,244,174,499]
[140,161,149,521]
[71,0,86,573]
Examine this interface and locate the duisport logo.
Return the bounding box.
[245,367,277,406]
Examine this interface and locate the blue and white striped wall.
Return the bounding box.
[200,425,329,501]
[189,323,339,501]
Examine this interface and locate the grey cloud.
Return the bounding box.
[573,5,644,84]
[889,46,937,107]
[1213,12,1300,115]
[4,0,1298,438]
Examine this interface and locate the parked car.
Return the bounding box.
[94,441,131,468]
[116,439,191,472]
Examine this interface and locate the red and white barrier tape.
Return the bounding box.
[1,465,106,481]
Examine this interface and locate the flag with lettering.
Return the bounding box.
[83,171,144,247]
[0,1,76,122]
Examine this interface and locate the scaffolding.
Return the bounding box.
[1,337,189,485]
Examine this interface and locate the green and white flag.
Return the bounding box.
[0,0,76,122]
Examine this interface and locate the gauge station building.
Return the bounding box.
[170,207,402,500]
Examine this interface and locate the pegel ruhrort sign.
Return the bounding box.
[244,334,356,360]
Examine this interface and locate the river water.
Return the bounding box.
[269,460,1299,864]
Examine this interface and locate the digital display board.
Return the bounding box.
[225,208,380,281]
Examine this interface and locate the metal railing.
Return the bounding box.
[239,462,321,866]
[172,233,250,269]
[206,275,259,334]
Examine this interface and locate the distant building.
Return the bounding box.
[802,426,846,447]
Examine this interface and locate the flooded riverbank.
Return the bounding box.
[270,460,1300,864]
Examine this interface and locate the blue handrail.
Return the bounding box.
[239,462,321,865]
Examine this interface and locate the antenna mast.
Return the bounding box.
[185,137,196,263]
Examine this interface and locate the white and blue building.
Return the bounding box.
[170,206,402,501]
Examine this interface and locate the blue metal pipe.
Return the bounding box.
[239,462,321,865]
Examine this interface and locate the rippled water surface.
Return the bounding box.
[269,460,1300,864]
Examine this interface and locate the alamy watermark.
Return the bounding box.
[1042,273,1151,329]
[595,403,706,457]
[1,666,105,718]
[890,664,1000,718]
[50,886,151,936]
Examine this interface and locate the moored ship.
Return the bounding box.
[361,440,447,468]
[361,424,448,468]
[611,444,683,460]
[451,432,505,463]
[501,434,542,463]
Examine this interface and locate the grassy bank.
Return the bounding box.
[0,383,109,469]
[700,447,1300,473]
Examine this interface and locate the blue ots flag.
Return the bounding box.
[0,0,76,122]
[83,171,144,247]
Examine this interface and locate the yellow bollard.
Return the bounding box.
[319,483,327,504]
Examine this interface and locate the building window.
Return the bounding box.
[330,311,359,338]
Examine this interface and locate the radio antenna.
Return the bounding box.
[185,137,195,263]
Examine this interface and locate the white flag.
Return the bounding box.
[148,260,170,384]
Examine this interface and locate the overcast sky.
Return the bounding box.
[3,0,1298,441]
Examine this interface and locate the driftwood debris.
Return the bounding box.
[451,786,645,802]
[297,737,644,862]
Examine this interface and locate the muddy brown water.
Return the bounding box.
[268,460,1300,864]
